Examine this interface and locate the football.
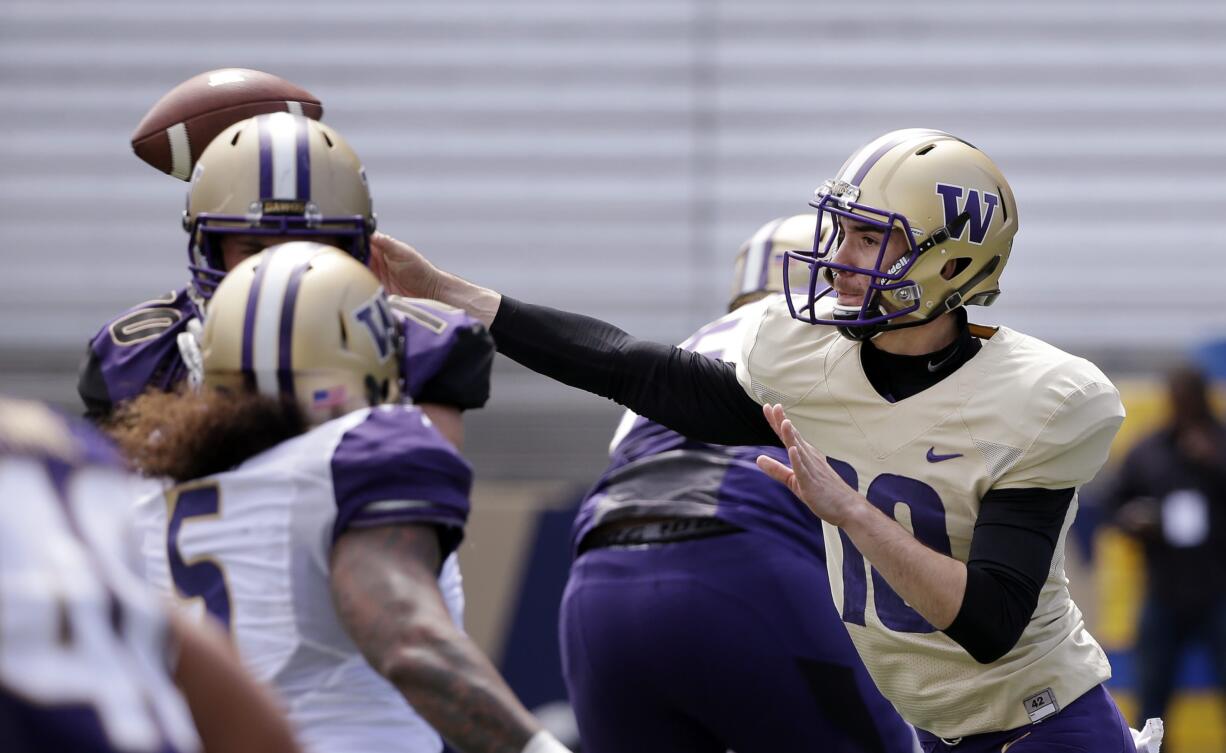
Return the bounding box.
[131,68,323,180]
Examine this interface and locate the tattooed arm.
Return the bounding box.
[330,524,560,753]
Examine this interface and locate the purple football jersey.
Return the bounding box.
[78,288,195,419]
[573,307,824,560]
[330,404,473,550]
[389,296,494,410]
[575,418,824,561]
[78,288,493,419]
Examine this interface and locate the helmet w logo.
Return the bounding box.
[935,183,999,245]
[354,294,395,361]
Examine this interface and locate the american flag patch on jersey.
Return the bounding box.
[312,385,348,408]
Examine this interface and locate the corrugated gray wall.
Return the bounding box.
[2,0,1224,474]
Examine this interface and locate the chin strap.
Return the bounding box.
[939,255,1001,313]
[833,253,1001,342]
[915,211,971,254]
[832,214,1003,341]
[833,304,884,341]
[832,211,972,342]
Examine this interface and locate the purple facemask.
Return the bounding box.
[783,180,970,341]
[185,210,371,299]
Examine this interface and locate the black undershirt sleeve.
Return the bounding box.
[490,296,779,446]
[943,486,1076,664]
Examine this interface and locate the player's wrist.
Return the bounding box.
[835,493,877,532]
[521,729,573,753]
[440,273,502,329]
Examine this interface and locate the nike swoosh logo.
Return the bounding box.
[926,447,963,463]
[1001,731,1031,752]
[927,348,959,372]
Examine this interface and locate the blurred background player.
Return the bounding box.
[114,243,570,753]
[1104,365,1226,738]
[562,214,917,753]
[79,94,492,439]
[0,397,300,753]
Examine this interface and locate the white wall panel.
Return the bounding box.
[2,0,1223,411]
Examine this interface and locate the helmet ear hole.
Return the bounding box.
[942,257,973,280]
[363,374,380,406]
[337,313,349,349]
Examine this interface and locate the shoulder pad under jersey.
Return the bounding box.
[78,288,196,420]
[735,294,844,409]
[973,330,1125,490]
[328,404,473,554]
[388,296,494,410]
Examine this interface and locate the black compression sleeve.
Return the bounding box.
[490,296,779,446]
[943,486,1075,664]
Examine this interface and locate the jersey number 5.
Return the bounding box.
[166,483,232,630]
[828,458,952,634]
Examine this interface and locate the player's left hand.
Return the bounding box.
[756,403,865,527]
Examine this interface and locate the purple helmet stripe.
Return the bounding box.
[276,259,310,400]
[258,115,273,200]
[295,116,311,201]
[846,128,947,187]
[241,253,271,378]
[849,134,913,187]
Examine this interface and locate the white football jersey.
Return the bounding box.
[134,404,472,753]
[0,399,200,753]
[736,296,1125,738]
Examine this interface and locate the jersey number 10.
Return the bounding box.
[827,458,953,634]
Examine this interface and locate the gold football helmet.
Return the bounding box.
[729,213,833,311]
[784,128,1018,340]
[183,113,375,298]
[200,242,400,427]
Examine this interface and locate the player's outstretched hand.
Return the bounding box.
[369,232,443,300]
[370,232,504,328]
[756,403,863,527]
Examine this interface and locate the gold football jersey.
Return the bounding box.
[736,296,1124,738]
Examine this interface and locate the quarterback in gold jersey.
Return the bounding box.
[369,129,1157,752]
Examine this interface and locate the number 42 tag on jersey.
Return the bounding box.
[1023,688,1059,723]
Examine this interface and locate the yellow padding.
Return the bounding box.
[1114,691,1226,753]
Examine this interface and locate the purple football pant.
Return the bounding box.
[916,685,1134,753]
[560,531,917,753]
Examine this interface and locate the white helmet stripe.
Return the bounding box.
[267,112,299,199]
[285,100,304,117]
[739,217,785,296]
[248,247,313,397]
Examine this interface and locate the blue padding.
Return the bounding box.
[498,492,584,710]
[1192,339,1226,380]
[1106,645,1219,691]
